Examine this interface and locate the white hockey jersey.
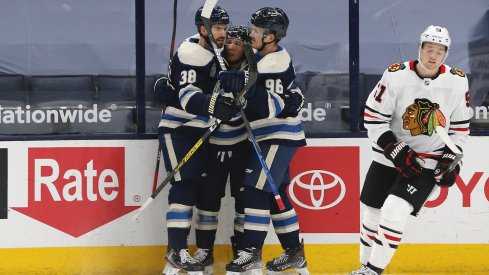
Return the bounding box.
[364,60,470,169]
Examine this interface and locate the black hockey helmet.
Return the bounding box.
[227,25,251,43]
[250,7,289,39]
[195,5,230,27]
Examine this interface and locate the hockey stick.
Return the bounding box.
[202,0,285,210]
[152,0,179,193]
[240,110,285,210]
[434,125,463,180]
[132,44,257,222]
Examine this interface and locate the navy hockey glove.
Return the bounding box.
[218,70,256,99]
[383,141,422,178]
[204,93,239,122]
[278,86,305,118]
[154,75,176,106]
[434,146,461,187]
[218,71,246,94]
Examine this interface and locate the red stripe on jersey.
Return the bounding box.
[384,233,401,242]
[364,113,379,119]
[450,127,469,132]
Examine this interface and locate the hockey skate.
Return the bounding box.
[265,240,309,275]
[225,247,262,275]
[350,264,379,275]
[163,247,204,275]
[194,248,214,275]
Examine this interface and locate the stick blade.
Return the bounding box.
[131,197,154,223]
[435,126,462,155]
[201,0,218,19]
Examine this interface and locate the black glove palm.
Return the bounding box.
[218,71,246,94]
[434,147,461,187]
[204,93,239,122]
[218,70,256,98]
[383,141,422,178]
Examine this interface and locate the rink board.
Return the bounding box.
[0,138,488,274]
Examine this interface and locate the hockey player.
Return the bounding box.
[220,7,309,275]
[192,25,252,274]
[351,25,470,275]
[158,5,239,275]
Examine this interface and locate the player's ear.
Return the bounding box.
[199,25,208,36]
[264,32,277,44]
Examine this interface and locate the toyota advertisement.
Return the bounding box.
[289,146,360,233]
[0,137,488,248]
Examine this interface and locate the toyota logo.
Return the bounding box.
[288,170,346,210]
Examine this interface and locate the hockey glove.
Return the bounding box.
[278,86,305,118]
[218,70,256,99]
[383,141,422,178]
[204,93,239,122]
[218,71,246,94]
[433,146,461,187]
[154,75,177,106]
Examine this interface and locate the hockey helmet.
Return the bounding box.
[195,5,230,27]
[250,7,289,39]
[227,25,251,43]
[419,25,451,49]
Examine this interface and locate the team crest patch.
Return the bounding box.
[388,63,406,72]
[450,68,465,77]
[402,98,446,137]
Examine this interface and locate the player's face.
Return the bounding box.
[402,103,419,130]
[211,24,228,48]
[249,25,265,49]
[419,42,447,70]
[225,37,245,64]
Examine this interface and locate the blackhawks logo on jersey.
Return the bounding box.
[450,67,465,77]
[388,63,406,72]
[402,98,446,137]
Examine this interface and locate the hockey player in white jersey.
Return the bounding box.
[350,25,470,275]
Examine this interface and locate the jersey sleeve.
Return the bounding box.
[448,77,470,150]
[363,69,397,145]
[168,42,216,116]
[245,72,286,119]
[244,54,296,120]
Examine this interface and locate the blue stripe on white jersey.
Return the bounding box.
[250,116,305,143]
[159,106,213,130]
[209,123,248,145]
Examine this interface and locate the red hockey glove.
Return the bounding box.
[434,146,461,187]
[383,141,422,178]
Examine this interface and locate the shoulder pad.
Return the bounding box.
[178,40,214,67]
[450,67,466,77]
[257,49,291,74]
[387,63,406,72]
